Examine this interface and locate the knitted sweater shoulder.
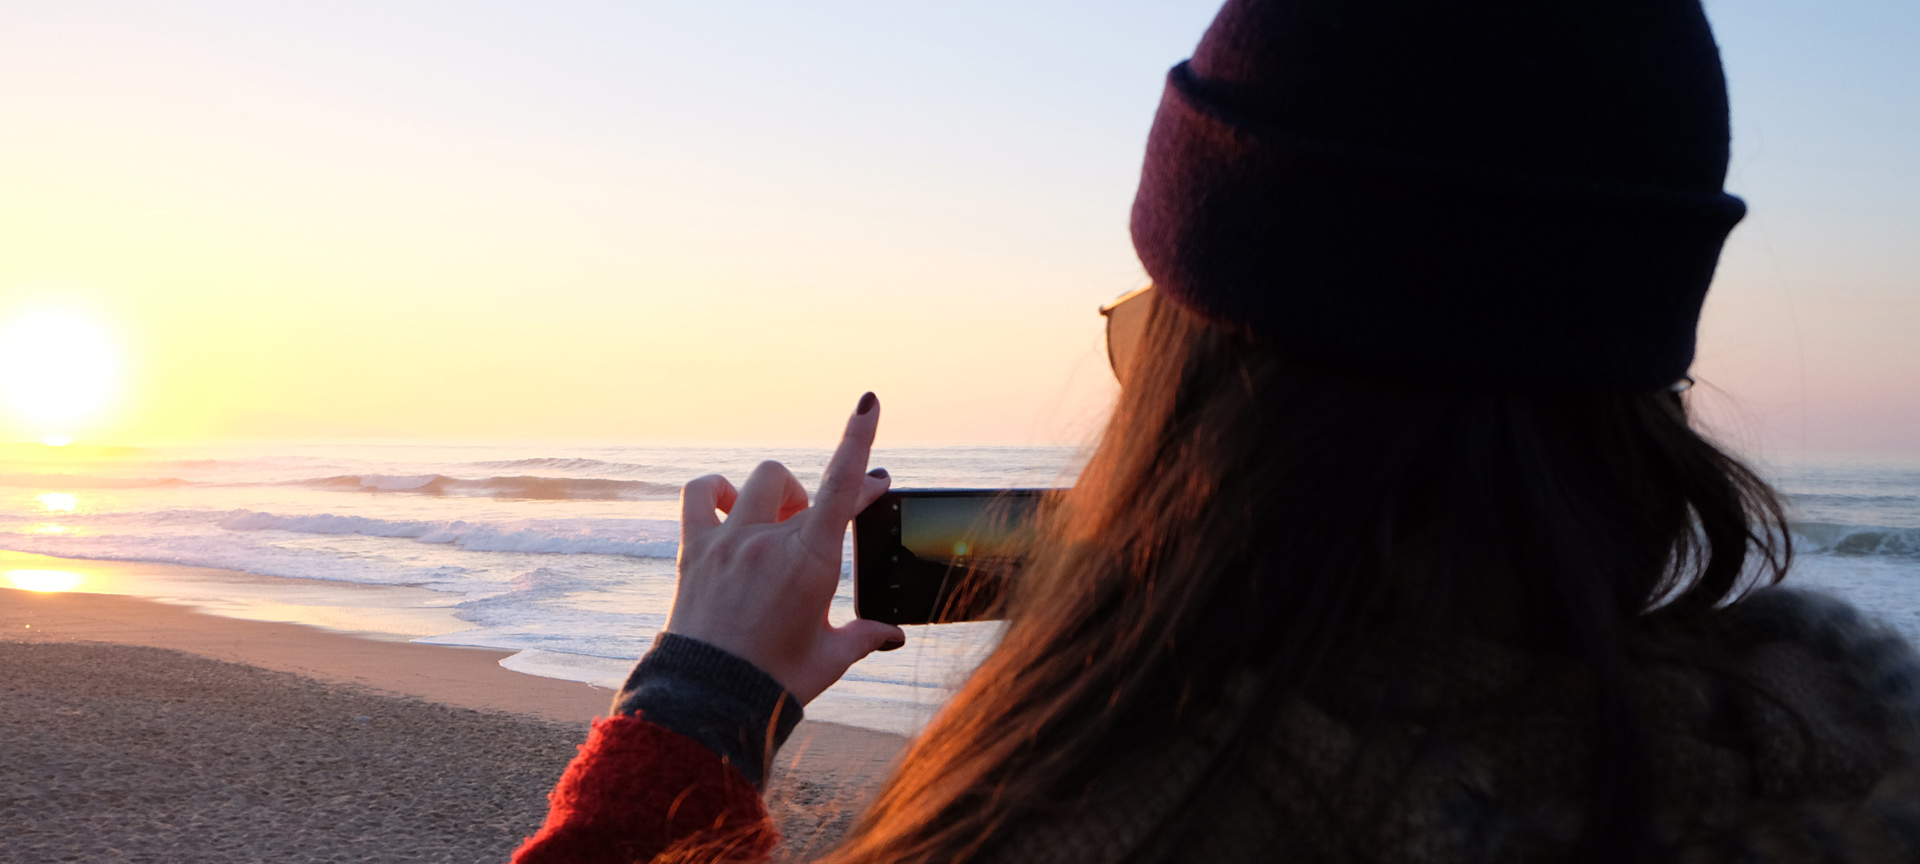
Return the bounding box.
[980,587,1920,864]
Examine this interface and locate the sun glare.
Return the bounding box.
[38,492,78,513]
[6,569,83,593]
[0,305,122,441]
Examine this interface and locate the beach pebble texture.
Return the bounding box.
[0,641,585,864]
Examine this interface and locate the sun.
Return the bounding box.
[38,492,78,513]
[0,305,122,442]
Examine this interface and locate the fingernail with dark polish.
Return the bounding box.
[856,392,877,415]
[867,467,888,479]
[878,638,905,652]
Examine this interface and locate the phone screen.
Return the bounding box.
[854,489,1052,625]
[898,494,1039,568]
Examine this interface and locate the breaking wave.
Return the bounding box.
[1794,523,1920,559]
[290,473,677,500]
[0,473,193,489]
[216,510,680,558]
[470,457,662,475]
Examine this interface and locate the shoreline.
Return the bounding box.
[1,574,611,724]
[0,549,910,785]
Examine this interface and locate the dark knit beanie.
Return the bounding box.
[1131,0,1747,389]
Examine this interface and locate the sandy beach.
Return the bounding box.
[0,552,907,862]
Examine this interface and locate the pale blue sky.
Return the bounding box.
[0,1,1913,450]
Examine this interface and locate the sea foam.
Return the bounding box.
[291,474,677,500]
[1794,523,1920,558]
[217,510,680,558]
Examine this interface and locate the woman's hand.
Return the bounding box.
[665,392,906,705]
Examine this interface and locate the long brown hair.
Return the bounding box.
[824,296,1791,863]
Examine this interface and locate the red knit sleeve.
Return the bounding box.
[511,714,778,864]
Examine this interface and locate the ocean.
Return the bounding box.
[1,441,1914,735]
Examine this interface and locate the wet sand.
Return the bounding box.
[0,553,907,862]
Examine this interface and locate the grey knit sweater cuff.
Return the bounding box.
[611,632,803,788]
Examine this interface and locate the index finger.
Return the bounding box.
[803,391,879,545]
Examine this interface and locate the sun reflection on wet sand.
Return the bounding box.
[6,569,84,592]
[0,550,472,639]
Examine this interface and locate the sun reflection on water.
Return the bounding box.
[6,569,83,592]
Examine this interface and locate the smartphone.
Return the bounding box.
[853,488,1054,625]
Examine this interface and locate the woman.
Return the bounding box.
[514,1,1920,861]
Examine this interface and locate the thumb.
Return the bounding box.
[831,618,908,663]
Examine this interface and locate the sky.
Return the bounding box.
[0,0,1913,451]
